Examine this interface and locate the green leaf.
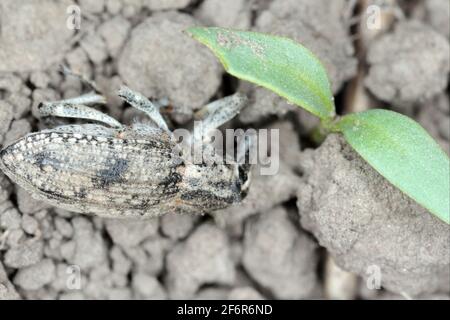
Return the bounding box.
[186,27,335,120]
[335,109,450,224]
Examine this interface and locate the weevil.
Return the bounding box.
[0,80,251,219]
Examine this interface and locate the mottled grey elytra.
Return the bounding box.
[0,86,251,219]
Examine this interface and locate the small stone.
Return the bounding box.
[53,208,74,219]
[110,246,132,275]
[84,266,117,299]
[33,210,49,221]
[110,272,128,287]
[0,101,14,143]
[60,240,76,261]
[16,186,52,215]
[14,259,56,290]
[0,177,11,203]
[39,218,54,242]
[0,74,23,93]
[44,237,63,260]
[89,263,110,283]
[54,217,74,238]
[5,229,26,248]
[0,262,20,299]
[424,0,450,38]
[161,214,196,240]
[20,86,32,97]
[166,223,235,299]
[3,119,32,147]
[195,0,251,29]
[70,217,107,270]
[141,236,173,276]
[125,246,149,271]
[132,273,167,299]
[365,20,450,109]
[29,71,51,89]
[242,207,318,299]
[98,16,131,58]
[4,239,44,268]
[47,68,63,88]
[78,0,105,14]
[105,218,159,248]
[21,214,39,235]
[80,33,108,65]
[106,0,122,15]
[121,3,140,18]
[39,218,55,240]
[7,94,31,120]
[65,47,92,79]
[0,206,22,230]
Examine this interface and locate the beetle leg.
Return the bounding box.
[38,94,123,129]
[193,92,248,142]
[118,86,170,132]
[54,92,107,106]
[38,66,122,128]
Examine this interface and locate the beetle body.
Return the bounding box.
[0,87,250,218]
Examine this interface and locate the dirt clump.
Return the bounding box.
[365,20,450,111]
[165,223,235,299]
[242,207,318,299]
[0,0,74,72]
[195,0,252,29]
[297,135,450,297]
[118,12,222,123]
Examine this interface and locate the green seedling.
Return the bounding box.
[186,27,450,224]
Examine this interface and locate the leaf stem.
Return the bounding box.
[310,115,341,144]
